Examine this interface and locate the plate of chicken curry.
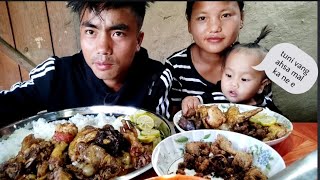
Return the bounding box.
[152,129,286,179]
[0,105,175,179]
[173,103,293,146]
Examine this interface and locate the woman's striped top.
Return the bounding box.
[161,43,228,108]
[159,43,274,111]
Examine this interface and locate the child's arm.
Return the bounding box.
[181,96,201,117]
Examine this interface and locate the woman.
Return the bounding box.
[159,1,245,119]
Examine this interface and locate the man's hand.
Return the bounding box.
[181,96,201,117]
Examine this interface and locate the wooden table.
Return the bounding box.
[272,122,317,166]
[133,122,318,179]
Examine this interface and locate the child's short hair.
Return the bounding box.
[225,25,273,97]
[226,25,271,60]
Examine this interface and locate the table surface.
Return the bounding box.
[133,122,318,180]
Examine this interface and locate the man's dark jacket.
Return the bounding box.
[0,48,166,127]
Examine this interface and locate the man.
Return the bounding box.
[0,1,169,127]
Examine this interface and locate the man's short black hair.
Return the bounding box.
[67,1,150,30]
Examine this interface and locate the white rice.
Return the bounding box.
[0,113,118,164]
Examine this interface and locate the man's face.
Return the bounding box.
[80,7,143,87]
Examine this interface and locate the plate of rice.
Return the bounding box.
[173,103,293,146]
[0,105,175,179]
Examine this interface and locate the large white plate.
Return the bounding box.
[152,129,286,178]
[173,103,293,146]
[0,105,175,180]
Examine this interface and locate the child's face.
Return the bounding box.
[221,51,268,104]
[188,1,243,54]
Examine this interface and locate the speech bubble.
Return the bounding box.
[253,43,318,94]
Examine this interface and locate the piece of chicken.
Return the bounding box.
[195,105,226,129]
[97,153,122,179]
[69,142,119,178]
[195,105,210,119]
[225,106,241,125]
[20,134,42,153]
[48,167,72,180]
[244,167,267,180]
[68,124,130,178]
[222,106,263,130]
[52,123,78,144]
[232,151,253,170]
[215,134,253,170]
[0,135,39,179]
[48,141,68,170]
[0,158,22,179]
[203,105,226,129]
[185,142,210,156]
[68,126,98,162]
[214,134,237,155]
[16,174,36,180]
[120,120,152,169]
[37,160,49,178]
[1,134,54,179]
[20,136,54,170]
[240,107,264,122]
[194,105,262,130]
[79,144,109,177]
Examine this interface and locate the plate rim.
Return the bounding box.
[152,129,286,178]
[0,105,176,179]
[173,103,293,146]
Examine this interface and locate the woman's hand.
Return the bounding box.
[181,96,201,117]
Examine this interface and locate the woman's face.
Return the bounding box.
[188,1,243,54]
[80,7,143,87]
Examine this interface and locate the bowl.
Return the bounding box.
[173,103,293,146]
[152,129,286,178]
[0,105,175,179]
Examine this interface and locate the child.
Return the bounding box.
[158,1,245,119]
[182,25,281,117]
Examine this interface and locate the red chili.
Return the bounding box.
[53,132,75,143]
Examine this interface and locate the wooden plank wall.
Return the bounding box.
[0,1,80,90]
[0,1,22,90]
